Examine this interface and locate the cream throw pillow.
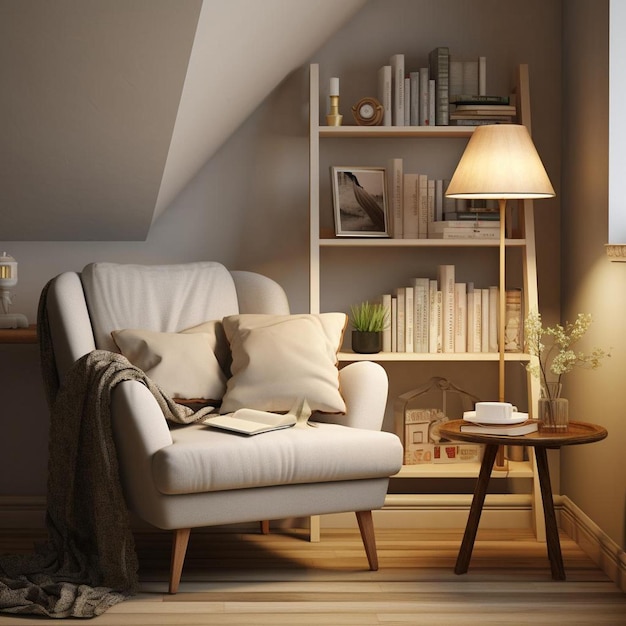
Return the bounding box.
[220,313,347,414]
[111,325,227,402]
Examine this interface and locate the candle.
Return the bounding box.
[329,77,339,96]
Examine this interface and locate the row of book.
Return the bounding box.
[387,158,500,239]
[377,265,523,354]
[377,49,515,127]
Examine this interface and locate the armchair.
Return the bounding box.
[43,261,402,593]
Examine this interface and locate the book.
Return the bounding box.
[388,158,404,238]
[404,77,411,126]
[429,227,499,240]
[377,65,392,126]
[419,67,430,125]
[402,173,420,238]
[460,420,538,436]
[404,285,414,352]
[395,286,406,351]
[438,264,455,353]
[453,104,516,115]
[481,288,489,352]
[412,277,430,352]
[204,408,296,436]
[429,46,449,125]
[429,219,500,232]
[488,285,499,352]
[391,54,405,126]
[409,71,420,125]
[450,94,510,105]
[454,282,467,352]
[428,279,442,353]
[418,173,429,238]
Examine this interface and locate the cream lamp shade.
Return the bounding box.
[445,124,555,200]
[445,123,554,412]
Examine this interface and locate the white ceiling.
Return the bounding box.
[1,0,365,240]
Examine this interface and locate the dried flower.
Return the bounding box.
[524,311,610,400]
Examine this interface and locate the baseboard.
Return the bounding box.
[2,494,624,591]
[559,495,626,592]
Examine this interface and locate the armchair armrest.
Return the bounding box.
[314,361,388,431]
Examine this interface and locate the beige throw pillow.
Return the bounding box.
[220,313,347,414]
[111,326,227,402]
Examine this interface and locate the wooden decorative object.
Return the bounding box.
[352,97,384,126]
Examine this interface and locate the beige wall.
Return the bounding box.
[561,0,624,549]
[8,0,610,540]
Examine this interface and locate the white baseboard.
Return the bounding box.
[2,494,623,591]
[558,495,626,592]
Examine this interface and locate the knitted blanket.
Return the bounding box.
[0,280,208,618]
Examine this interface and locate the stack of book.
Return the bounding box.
[379,48,489,127]
[449,95,517,126]
[386,158,501,239]
[376,265,523,355]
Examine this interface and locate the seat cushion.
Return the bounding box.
[152,422,403,495]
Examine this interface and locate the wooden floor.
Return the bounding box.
[1,527,625,625]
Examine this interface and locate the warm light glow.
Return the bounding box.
[446,124,555,200]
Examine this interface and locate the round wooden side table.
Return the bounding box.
[438,420,608,580]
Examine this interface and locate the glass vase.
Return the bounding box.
[538,382,569,432]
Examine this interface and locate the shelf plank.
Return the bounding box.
[319,125,475,139]
[338,351,530,362]
[319,237,527,248]
[393,459,533,479]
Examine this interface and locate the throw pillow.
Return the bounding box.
[220,313,347,414]
[111,326,227,402]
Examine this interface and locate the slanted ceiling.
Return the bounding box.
[1,0,365,241]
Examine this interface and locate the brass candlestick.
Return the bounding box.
[326,95,343,126]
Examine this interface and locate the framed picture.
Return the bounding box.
[331,166,389,237]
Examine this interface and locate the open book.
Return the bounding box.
[203,408,297,436]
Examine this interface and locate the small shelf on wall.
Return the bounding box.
[318,237,528,248]
[0,325,37,344]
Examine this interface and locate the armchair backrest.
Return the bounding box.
[46,261,290,383]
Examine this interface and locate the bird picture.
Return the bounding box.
[333,168,387,235]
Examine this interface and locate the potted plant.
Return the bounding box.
[350,301,389,354]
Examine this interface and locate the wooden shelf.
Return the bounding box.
[393,459,533,479]
[0,324,37,344]
[338,350,530,362]
[318,237,527,248]
[318,125,475,139]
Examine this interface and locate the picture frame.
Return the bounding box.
[331,166,389,237]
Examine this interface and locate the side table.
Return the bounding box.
[439,420,608,580]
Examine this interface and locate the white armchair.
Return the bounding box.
[44,261,402,593]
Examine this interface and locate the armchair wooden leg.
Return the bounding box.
[169,528,191,594]
[355,510,379,571]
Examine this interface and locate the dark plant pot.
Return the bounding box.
[352,330,382,354]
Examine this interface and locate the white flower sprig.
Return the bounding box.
[524,311,610,400]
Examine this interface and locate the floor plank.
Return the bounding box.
[0,527,624,625]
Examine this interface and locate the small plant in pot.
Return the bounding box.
[350,301,389,354]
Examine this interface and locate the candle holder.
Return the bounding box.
[326,77,342,126]
[0,252,28,329]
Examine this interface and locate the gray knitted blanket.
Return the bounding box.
[0,281,207,618]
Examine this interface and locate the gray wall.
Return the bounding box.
[11,0,624,551]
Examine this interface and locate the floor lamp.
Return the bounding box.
[446,124,555,411]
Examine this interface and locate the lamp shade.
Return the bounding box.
[446,124,555,200]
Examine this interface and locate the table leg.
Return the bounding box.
[455,443,499,575]
[534,447,566,580]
